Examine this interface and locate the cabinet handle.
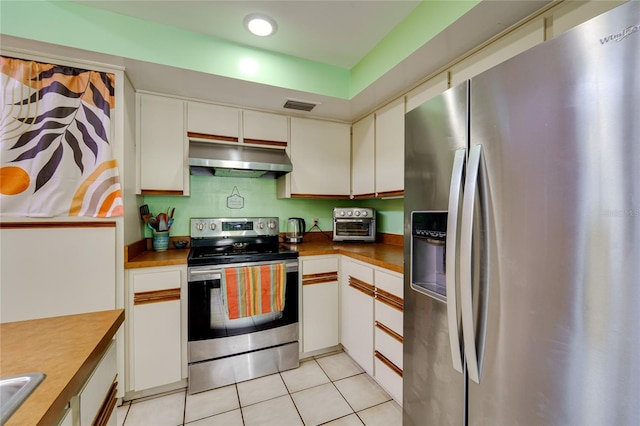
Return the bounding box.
[374,351,403,377]
[348,276,374,297]
[187,131,239,143]
[302,272,338,285]
[374,288,403,311]
[134,288,181,305]
[92,379,118,426]
[375,321,403,343]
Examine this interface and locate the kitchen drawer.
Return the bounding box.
[343,258,374,284]
[374,269,403,299]
[374,299,403,337]
[375,324,403,369]
[301,256,339,275]
[374,355,403,404]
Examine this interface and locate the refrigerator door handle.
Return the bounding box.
[446,148,466,373]
[460,144,483,384]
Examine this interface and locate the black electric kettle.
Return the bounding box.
[285,217,306,243]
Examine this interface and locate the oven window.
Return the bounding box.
[188,267,298,341]
[335,220,372,237]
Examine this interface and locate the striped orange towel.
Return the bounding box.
[223,264,286,319]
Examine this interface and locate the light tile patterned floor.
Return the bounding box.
[117,351,401,426]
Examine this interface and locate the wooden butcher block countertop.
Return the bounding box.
[0,309,124,426]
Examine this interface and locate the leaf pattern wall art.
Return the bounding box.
[0,56,123,217]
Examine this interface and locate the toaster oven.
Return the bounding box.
[333,207,376,242]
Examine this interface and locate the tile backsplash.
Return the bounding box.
[141,175,403,237]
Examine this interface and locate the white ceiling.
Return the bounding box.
[73,0,421,69]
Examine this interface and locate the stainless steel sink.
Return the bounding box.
[0,372,45,425]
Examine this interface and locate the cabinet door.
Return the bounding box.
[289,117,350,197]
[450,17,545,86]
[139,94,186,193]
[187,101,240,140]
[131,268,182,391]
[375,98,405,196]
[351,114,375,198]
[243,110,288,145]
[301,256,339,353]
[340,258,374,375]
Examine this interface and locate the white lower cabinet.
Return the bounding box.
[61,340,118,426]
[128,266,185,392]
[301,255,340,353]
[339,256,404,404]
[340,257,375,376]
[372,268,404,404]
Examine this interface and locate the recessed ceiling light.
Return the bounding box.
[244,14,277,37]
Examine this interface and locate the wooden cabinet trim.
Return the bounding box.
[134,288,181,305]
[140,189,184,196]
[187,131,239,143]
[92,379,118,426]
[376,190,404,198]
[375,288,403,311]
[375,321,403,343]
[242,138,288,148]
[0,221,116,229]
[375,351,403,377]
[303,271,339,285]
[291,194,351,199]
[348,276,375,297]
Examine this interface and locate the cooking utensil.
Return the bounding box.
[139,205,151,223]
[157,213,168,231]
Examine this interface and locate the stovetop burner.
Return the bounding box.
[188,217,299,266]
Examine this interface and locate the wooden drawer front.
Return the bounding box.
[374,355,403,404]
[375,299,403,337]
[375,324,403,369]
[302,257,339,275]
[374,269,403,299]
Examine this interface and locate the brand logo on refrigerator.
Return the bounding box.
[600,24,639,44]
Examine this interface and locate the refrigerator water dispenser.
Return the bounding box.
[411,211,448,301]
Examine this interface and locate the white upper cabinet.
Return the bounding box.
[187,101,240,141]
[374,98,405,197]
[279,117,350,198]
[137,93,188,194]
[450,18,545,86]
[406,72,449,113]
[351,114,375,198]
[243,110,288,145]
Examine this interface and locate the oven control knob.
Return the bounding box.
[362,211,368,217]
[355,211,361,216]
[197,222,205,231]
[210,223,216,231]
[257,222,265,229]
[339,211,345,216]
[347,211,353,216]
[267,221,276,229]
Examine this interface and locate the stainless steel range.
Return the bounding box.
[187,217,299,394]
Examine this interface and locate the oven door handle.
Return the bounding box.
[189,270,222,279]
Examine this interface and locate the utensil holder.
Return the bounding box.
[152,230,170,251]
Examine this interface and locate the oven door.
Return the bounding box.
[187,258,298,343]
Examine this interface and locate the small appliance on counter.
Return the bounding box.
[333,207,376,242]
[285,217,306,243]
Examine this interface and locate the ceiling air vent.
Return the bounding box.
[283,98,319,112]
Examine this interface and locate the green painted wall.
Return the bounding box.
[1,0,476,99]
[142,176,404,238]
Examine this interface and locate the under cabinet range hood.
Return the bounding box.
[189,140,292,178]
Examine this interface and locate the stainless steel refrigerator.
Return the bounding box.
[403,2,640,425]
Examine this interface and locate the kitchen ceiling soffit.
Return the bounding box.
[3,0,475,99]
